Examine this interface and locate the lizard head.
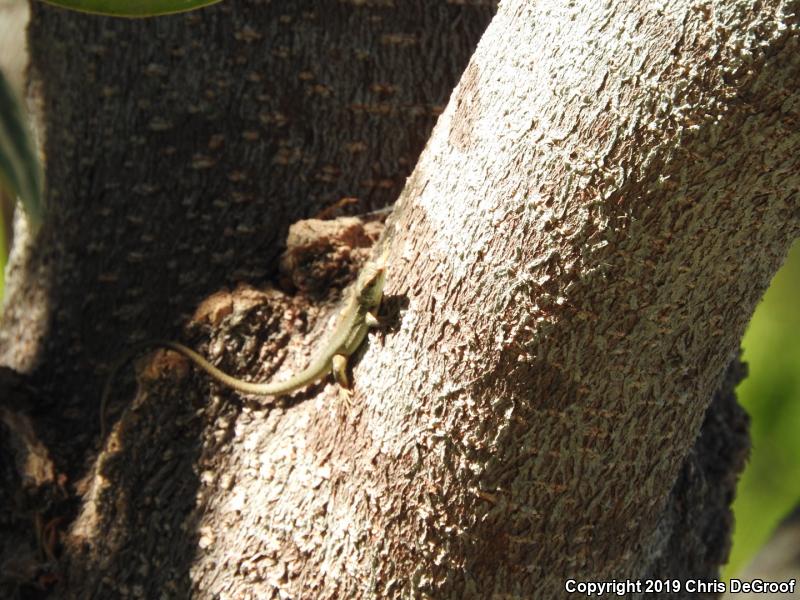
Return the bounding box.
[356,252,387,310]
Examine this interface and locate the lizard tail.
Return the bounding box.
[99,339,296,440]
[100,339,259,439]
[151,340,329,397]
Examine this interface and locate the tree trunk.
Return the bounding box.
[1,0,797,598]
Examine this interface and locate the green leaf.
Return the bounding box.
[40,0,221,18]
[0,69,43,227]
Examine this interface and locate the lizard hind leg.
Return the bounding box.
[332,353,355,412]
[331,354,350,389]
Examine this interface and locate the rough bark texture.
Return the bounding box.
[1,0,494,474]
[2,1,498,598]
[640,356,750,599]
[356,0,795,596]
[0,0,797,598]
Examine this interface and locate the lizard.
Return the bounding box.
[100,253,386,438]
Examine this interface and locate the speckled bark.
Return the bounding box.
[0,0,797,597]
[640,355,750,599]
[363,1,797,596]
[1,1,498,597]
[1,1,494,487]
[1,0,495,435]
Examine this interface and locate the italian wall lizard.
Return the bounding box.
[100,255,386,437]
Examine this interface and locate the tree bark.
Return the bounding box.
[1,0,798,598]
[2,0,494,468]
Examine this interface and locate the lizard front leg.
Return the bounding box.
[364,312,379,328]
